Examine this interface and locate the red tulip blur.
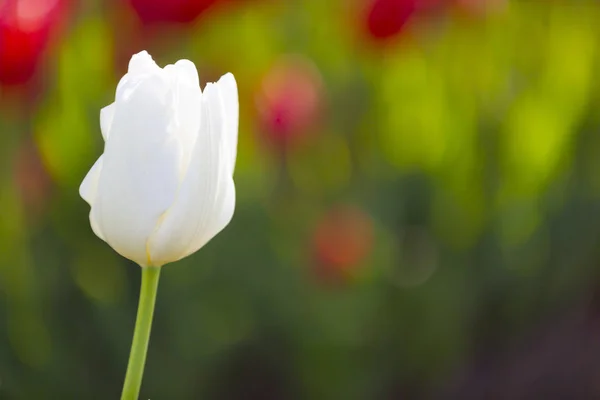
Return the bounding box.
[0,0,65,86]
[365,0,416,40]
[256,56,324,150]
[313,205,374,284]
[363,0,447,41]
[129,0,220,25]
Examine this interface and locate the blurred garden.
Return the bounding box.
[2,0,600,398]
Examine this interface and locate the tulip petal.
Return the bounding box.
[128,50,160,75]
[148,83,234,265]
[100,104,114,141]
[90,207,106,242]
[173,59,200,88]
[79,155,103,206]
[216,73,239,172]
[184,159,235,257]
[164,60,202,176]
[115,52,162,105]
[95,73,181,266]
[90,211,106,242]
[79,156,107,241]
[184,83,236,257]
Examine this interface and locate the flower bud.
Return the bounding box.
[80,51,239,267]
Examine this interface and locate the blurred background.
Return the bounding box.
[2,0,600,398]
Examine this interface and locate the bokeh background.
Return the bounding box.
[2,0,600,398]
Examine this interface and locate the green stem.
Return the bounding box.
[121,267,161,400]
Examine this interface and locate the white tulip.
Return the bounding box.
[79,51,238,267]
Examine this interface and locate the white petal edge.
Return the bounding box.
[100,104,115,141]
[79,155,103,206]
[115,52,164,105]
[184,161,235,258]
[89,210,106,241]
[173,59,200,88]
[79,156,107,241]
[164,60,202,176]
[216,73,239,173]
[128,50,159,75]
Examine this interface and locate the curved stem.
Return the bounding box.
[121,267,161,400]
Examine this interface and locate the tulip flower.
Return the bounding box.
[79,51,238,400]
[80,50,238,268]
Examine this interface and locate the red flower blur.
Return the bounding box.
[365,0,416,40]
[313,205,374,285]
[256,56,323,151]
[363,0,447,41]
[0,0,65,86]
[129,0,220,25]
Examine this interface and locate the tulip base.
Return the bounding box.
[121,266,161,400]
